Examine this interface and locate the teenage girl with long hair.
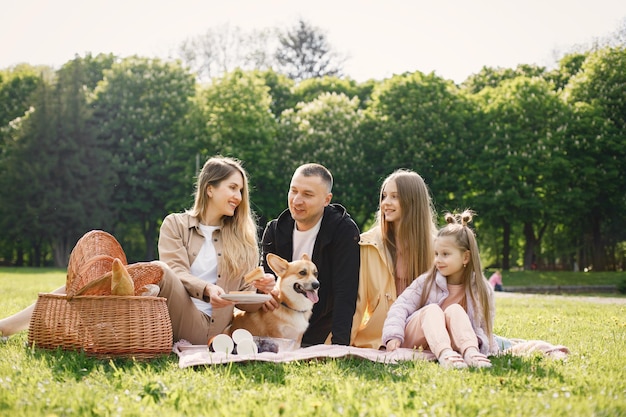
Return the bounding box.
[351,169,437,348]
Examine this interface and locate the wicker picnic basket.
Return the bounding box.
[28,230,173,359]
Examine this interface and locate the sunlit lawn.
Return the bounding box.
[1,268,625,416]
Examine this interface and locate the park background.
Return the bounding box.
[1,16,625,276]
[1,8,625,416]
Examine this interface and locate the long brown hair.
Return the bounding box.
[378,169,437,290]
[188,156,258,278]
[420,210,494,341]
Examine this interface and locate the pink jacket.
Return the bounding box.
[382,270,498,355]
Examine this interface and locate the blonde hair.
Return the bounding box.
[378,169,437,290]
[420,210,494,341]
[188,156,259,279]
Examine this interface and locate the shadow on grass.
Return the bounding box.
[329,352,566,383]
[24,344,565,388]
[26,345,177,380]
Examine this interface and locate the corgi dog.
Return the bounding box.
[229,253,320,347]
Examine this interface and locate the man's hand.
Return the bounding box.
[261,288,280,312]
[253,273,276,294]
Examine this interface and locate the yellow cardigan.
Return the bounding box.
[350,227,397,349]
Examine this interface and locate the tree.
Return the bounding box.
[291,76,374,110]
[0,65,42,131]
[461,64,546,94]
[363,71,477,217]
[278,92,366,224]
[257,69,295,118]
[0,65,43,263]
[0,73,59,265]
[46,55,117,265]
[92,57,196,260]
[472,77,570,270]
[195,69,279,226]
[176,24,274,83]
[562,47,626,270]
[274,19,345,82]
[0,56,117,267]
[544,52,588,91]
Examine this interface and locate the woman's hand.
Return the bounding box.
[204,283,235,308]
[386,339,401,351]
[253,273,276,294]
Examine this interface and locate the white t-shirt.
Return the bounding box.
[190,224,220,316]
[292,217,322,261]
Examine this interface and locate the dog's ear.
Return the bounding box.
[301,253,310,262]
[266,253,289,276]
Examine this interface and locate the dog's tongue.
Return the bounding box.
[306,290,319,304]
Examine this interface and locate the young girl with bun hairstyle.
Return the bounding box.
[382,210,497,368]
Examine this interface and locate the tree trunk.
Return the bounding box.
[52,235,72,268]
[591,214,606,271]
[144,221,155,261]
[15,242,24,267]
[523,222,537,271]
[502,221,511,270]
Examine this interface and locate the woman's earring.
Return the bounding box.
[463,264,467,268]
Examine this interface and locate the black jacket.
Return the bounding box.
[261,204,360,346]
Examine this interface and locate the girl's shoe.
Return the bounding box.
[438,349,468,369]
[463,347,492,368]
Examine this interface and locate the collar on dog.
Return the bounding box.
[281,301,308,314]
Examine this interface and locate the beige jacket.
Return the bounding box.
[158,212,255,336]
[350,227,397,349]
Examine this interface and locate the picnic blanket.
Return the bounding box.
[173,337,569,368]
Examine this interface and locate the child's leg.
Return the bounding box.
[403,304,451,357]
[444,304,491,367]
[403,304,467,368]
[443,304,479,354]
[0,285,66,337]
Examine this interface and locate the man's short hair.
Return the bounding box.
[294,163,333,193]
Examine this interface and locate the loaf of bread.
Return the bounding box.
[111,258,134,296]
[243,266,264,283]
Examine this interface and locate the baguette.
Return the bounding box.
[111,258,134,296]
[243,266,264,283]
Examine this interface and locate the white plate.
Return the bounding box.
[221,293,271,304]
[235,338,258,355]
[232,328,254,345]
[177,345,209,352]
[211,334,234,353]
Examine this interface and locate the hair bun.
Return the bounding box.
[444,212,456,224]
[460,210,474,226]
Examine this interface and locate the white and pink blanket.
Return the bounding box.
[173,338,569,368]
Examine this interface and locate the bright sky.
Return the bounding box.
[2,0,625,83]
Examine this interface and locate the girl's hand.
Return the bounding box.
[386,339,401,351]
[204,283,235,308]
[253,273,276,294]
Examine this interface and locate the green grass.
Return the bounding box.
[1,268,625,416]
[498,270,625,287]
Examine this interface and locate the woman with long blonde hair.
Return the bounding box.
[157,155,274,343]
